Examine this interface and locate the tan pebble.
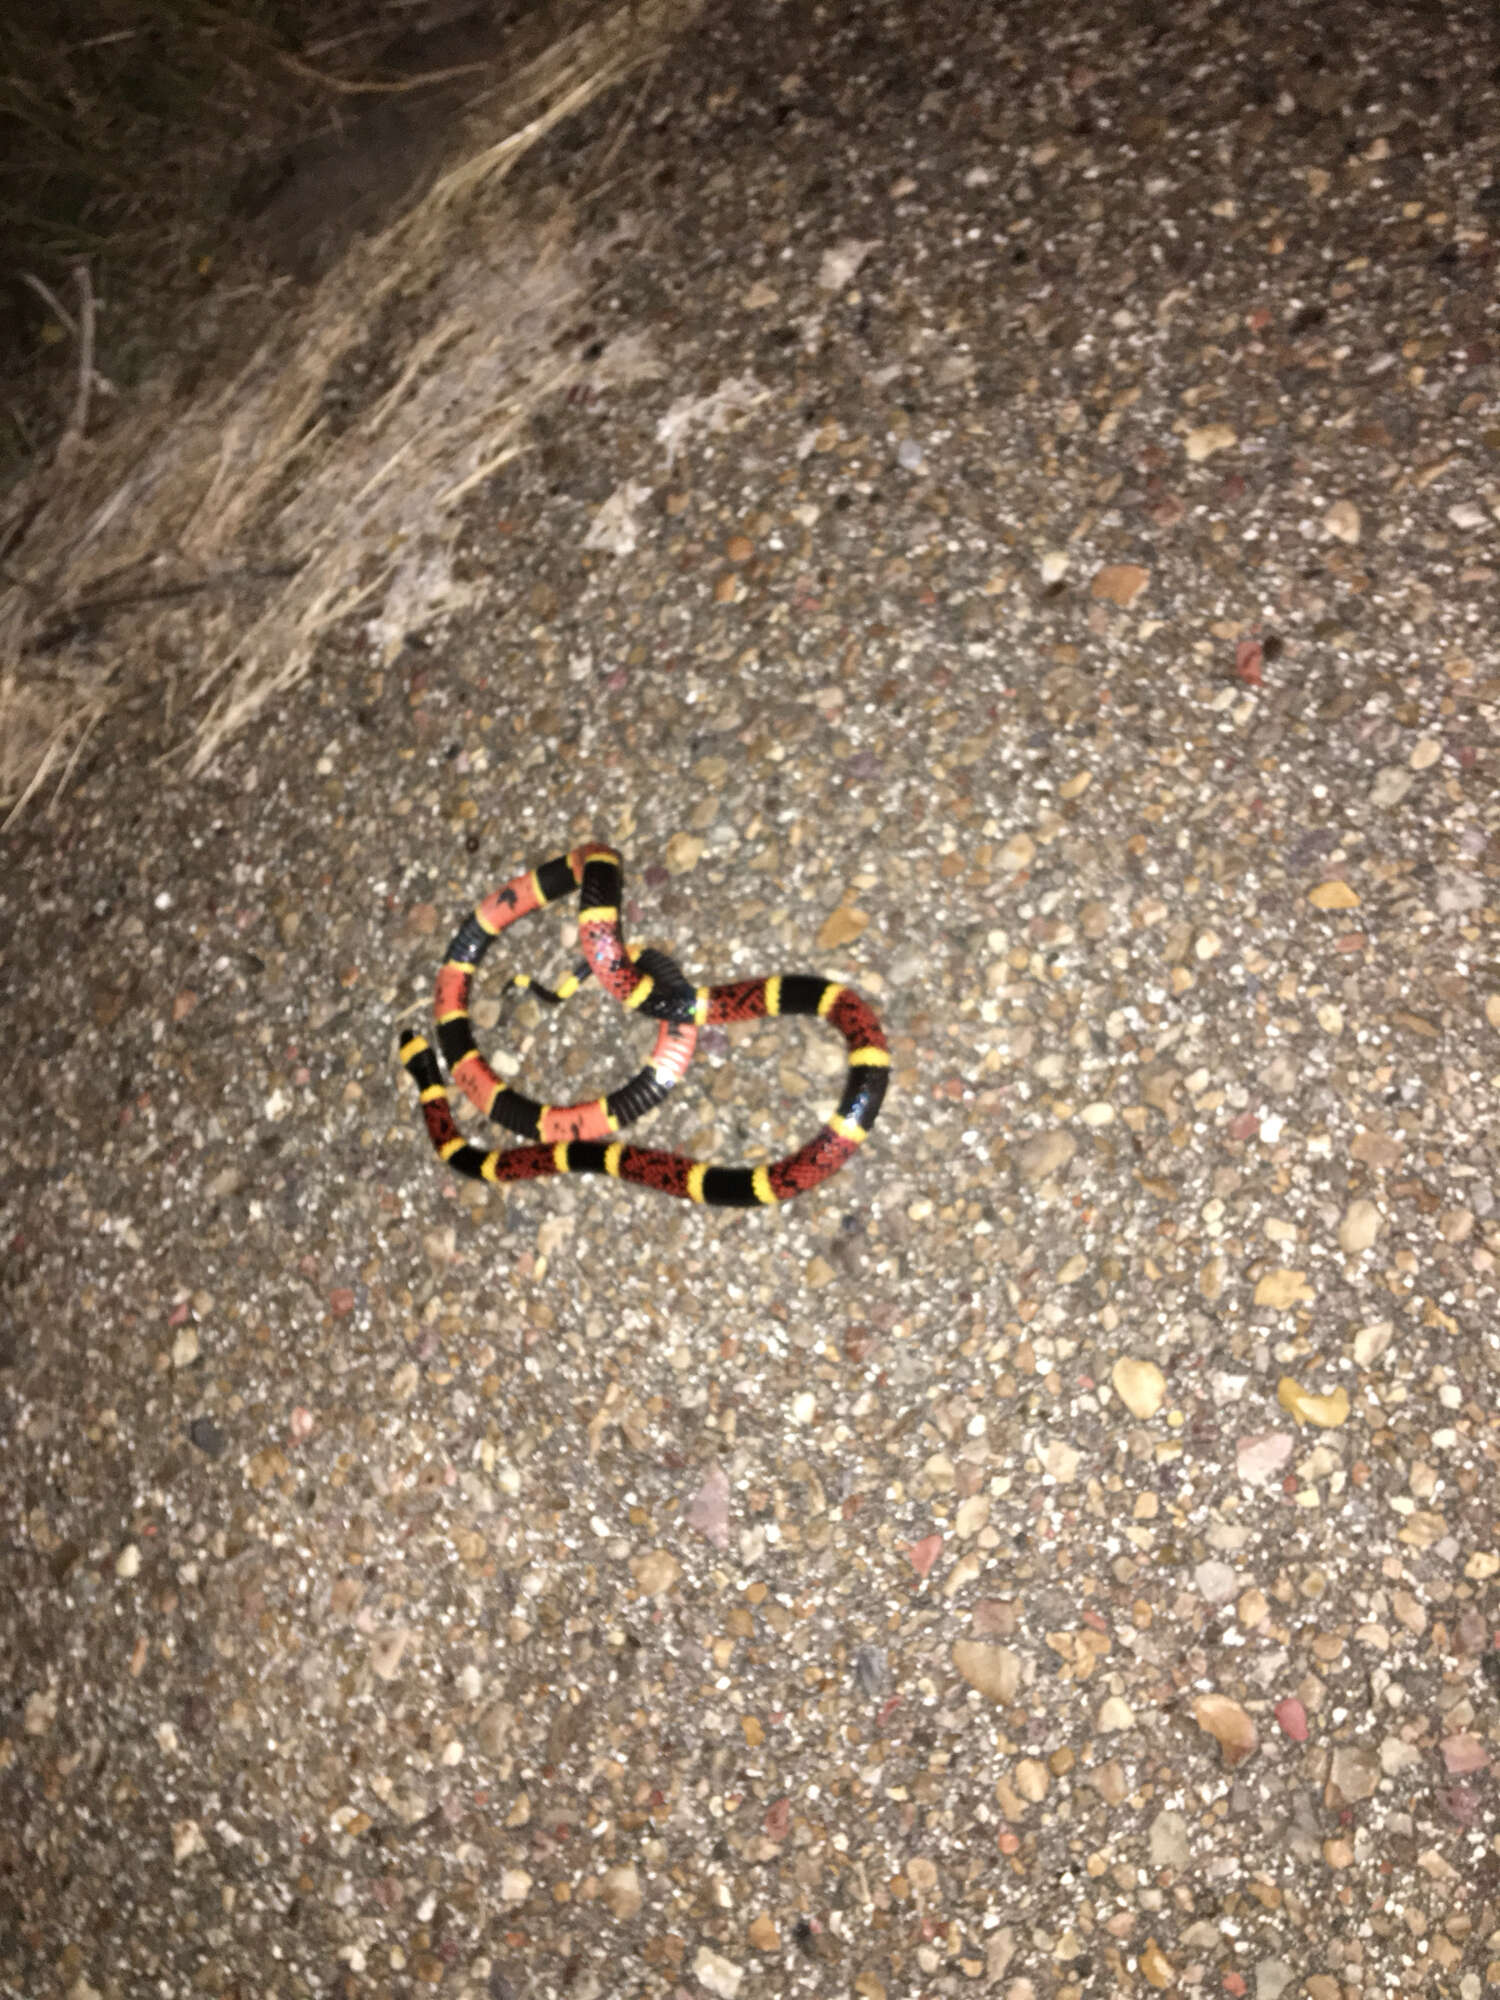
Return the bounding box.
[1370,765,1413,807]
[630,1549,682,1597]
[1185,423,1237,462]
[742,280,778,310]
[1324,498,1362,544]
[1316,1002,1343,1034]
[1194,929,1222,960]
[1465,1551,1500,1581]
[1322,1838,1355,1869]
[1277,1378,1351,1429]
[1486,993,1500,1030]
[999,831,1037,872]
[1409,737,1442,771]
[1013,1758,1050,1802]
[1254,1267,1314,1309]
[713,573,740,604]
[1139,1940,1175,1990]
[1192,1692,1258,1766]
[1438,1207,1473,1244]
[1352,1319,1393,1366]
[171,1326,199,1370]
[664,831,705,874]
[1308,879,1360,910]
[116,1543,141,1579]
[816,904,869,951]
[171,1820,204,1864]
[952,1639,1021,1703]
[1080,1101,1115,1127]
[1056,1253,1089,1283]
[1041,1438,1081,1482]
[726,534,754,562]
[1059,770,1092,799]
[601,1865,643,1920]
[1090,564,1150,608]
[804,1256,836,1287]
[500,1869,533,1902]
[693,1949,744,2000]
[370,1628,411,1680]
[1018,1128,1076,1181]
[1238,1587,1269,1628]
[747,1914,780,1951]
[1040,550,1070,583]
[1097,1695,1135,1732]
[1111,1357,1166,1421]
[1338,1198,1383,1253]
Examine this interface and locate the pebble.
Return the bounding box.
[1110,1356,1165,1420]
[1277,1379,1351,1429]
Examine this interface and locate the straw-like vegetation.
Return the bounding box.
[0,0,700,827]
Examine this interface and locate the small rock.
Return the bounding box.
[630,1549,682,1597]
[1352,1320,1394,1367]
[1442,1733,1489,1775]
[1308,879,1360,910]
[1323,499,1362,544]
[1274,1698,1309,1742]
[1254,1268,1314,1309]
[500,1869,532,1903]
[1369,766,1413,807]
[952,1640,1021,1704]
[370,1628,411,1681]
[188,1416,226,1459]
[1409,737,1442,771]
[1040,1438,1080,1482]
[1256,1959,1295,2000]
[685,1466,731,1548]
[1327,1745,1381,1803]
[1185,423,1237,462]
[1111,1357,1166,1420]
[747,1914,780,1952]
[664,831,705,874]
[1338,1198,1383,1253]
[600,1865,642,1919]
[1018,1129,1076,1182]
[1194,1560,1238,1605]
[1237,1433,1293,1484]
[1090,563,1151,607]
[1013,1758,1049,1802]
[1097,1695,1134,1732]
[1148,1808,1190,1870]
[998,831,1036,873]
[816,903,869,951]
[693,1946,745,1999]
[1193,1693,1258,1766]
[1277,1378,1350,1428]
[1140,1940,1175,1990]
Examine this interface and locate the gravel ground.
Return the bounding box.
[4,2,1500,1995]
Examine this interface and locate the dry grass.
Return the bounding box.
[0,0,701,828]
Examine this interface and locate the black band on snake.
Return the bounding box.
[398,843,889,1206]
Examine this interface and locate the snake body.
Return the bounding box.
[399,844,889,1207]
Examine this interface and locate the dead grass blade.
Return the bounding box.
[0,0,701,821]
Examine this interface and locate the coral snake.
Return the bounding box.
[398,843,889,1206]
